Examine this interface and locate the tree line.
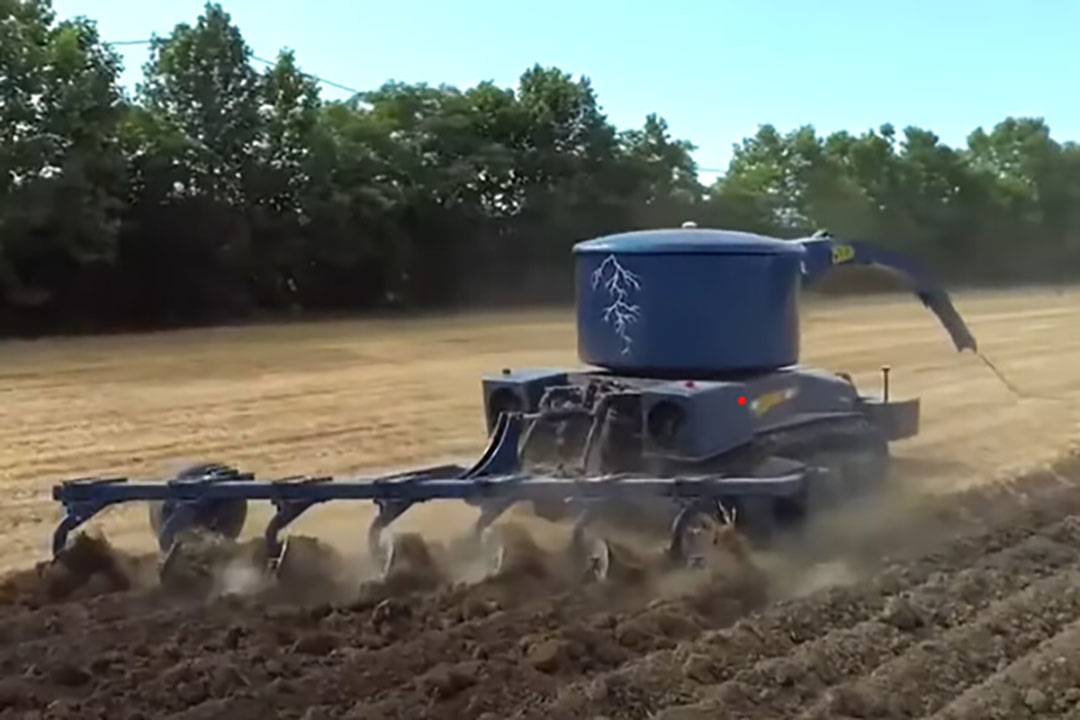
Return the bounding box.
[3,0,1079,336]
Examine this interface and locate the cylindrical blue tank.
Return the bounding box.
[573,228,806,374]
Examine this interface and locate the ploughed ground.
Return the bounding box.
[5,451,1080,719]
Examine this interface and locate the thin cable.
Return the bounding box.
[977,351,1072,404]
[978,352,1026,397]
[250,54,361,95]
[103,38,361,95]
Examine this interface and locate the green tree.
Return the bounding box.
[245,49,321,307]
[4,0,1080,335]
[0,0,125,323]
[137,2,259,206]
[616,113,704,227]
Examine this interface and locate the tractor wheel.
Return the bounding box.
[147,462,248,543]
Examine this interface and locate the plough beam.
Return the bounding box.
[49,412,807,564]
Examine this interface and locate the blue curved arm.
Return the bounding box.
[797,233,978,353]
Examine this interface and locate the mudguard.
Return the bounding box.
[860,396,920,441]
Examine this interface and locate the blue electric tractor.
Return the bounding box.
[49,226,977,579]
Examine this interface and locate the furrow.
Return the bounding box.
[928,618,1080,720]
[655,526,1080,720]
[524,511,1080,720]
[798,569,1080,719]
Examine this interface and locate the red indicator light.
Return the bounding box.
[738,396,747,405]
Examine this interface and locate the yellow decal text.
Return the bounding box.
[831,243,855,264]
[750,387,798,417]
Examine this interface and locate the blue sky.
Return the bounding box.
[52,0,1080,184]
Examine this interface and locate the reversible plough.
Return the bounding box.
[49,225,979,584]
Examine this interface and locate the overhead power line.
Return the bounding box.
[104,38,361,95]
[249,54,361,95]
[102,38,725,166]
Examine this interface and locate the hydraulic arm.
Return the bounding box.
[797,231,978,353]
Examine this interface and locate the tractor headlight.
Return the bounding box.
[647,401,685,451]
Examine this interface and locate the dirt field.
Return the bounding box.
[2,285,1080,718]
